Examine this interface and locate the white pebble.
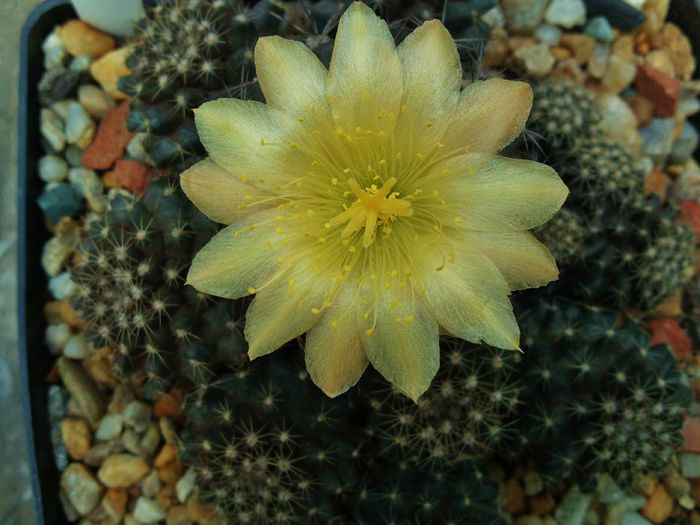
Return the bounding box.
[96,413,124,441]
[39,155,69,183]
[46,323,71,354]
[48,271,75,299]
[65,102,96,148]
[132,497,166,523]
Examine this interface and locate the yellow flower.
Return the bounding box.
[181,2,568,401]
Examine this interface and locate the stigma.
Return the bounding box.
[327,177,413,248]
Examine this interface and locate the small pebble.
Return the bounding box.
[544,0,587,29]
[142,470,162,498]
[39,155,69,183]
[640,118,676,161]
[57,356,105,428]
[48,271,75,299]
[602,54,637,94]
[39,68,81,106]
[69,55,93,73]
[37,183,84,225]
[68,167,106,213]
[133,497,167,523]
[123,401,152,433]
[64,101,96,148]
[46,323,71,354]
[63,334,90,360]
[64,145,84,167]
[61,418,92,460]
[60,463,104,516]
[42,29,67,69]
[41,218,79,276]
[126,132,149,162]
[501,0,549,33]
[535,24,561,45]
[588,43,610,78]
[670,121,699,165]
[96,414,124,441]
[621,513,653,525]
[513,43,556,77]
[58,19,115,57]
[121,429,143,455]
[89,47,131,100]
[140,422,161,458]
[175,468,196,504]
[680,452,700,478]
[554,485,592,525]
[585,16,614,42]
[78,84,116,119]
[40,108,66,152]
[97,454,150,488]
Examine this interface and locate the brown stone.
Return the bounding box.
[62,418,92,460]
[102,170,120,189]
[684,418,700,453]
[57,357,105,429]
[691,477,700,503]
[155,484,178,510]
[186,497,227,525]
[648,317,692,360]
[551,46,572,61]
[484,28,510,69]
[84,347,118,389]
[97,454,150,488]
[681,200,700,240]
[102,488,128,521]
[634,64,681,118]
[644,169,669,200]
[612,35,635,62]
[602,54,637,94]
[559,34,595,65]
[662,23,696,81]
[154,443,178,469]
[504,478,526,514]
[58,20,115,58]
[158,461,184,486]
[115,159,151,195]
[82,101,132,170]
[153,388,184,419]
[652,293,683,318]
[625,94,655,126]
[89,47,131,100]
[641,483,674,524]
[166,505,191,525]
[529,491,556,516]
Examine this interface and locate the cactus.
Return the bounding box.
[513,297,691,488]
[70,179,246,398]
[370,339,521,469]
[523,80,696,311]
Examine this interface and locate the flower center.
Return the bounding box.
[327,177,413,248]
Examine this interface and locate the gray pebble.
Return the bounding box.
[69,55,93,72]
[176,468,196,503]
[554,485,592,525]
[545,0,587,28]
[64,102,96,148]
[142,470,162,498]
[140,422,161,458]
[39,155,69,183]
[48,271,75,299]
[670,121,699,165]
[535,24,562,45]
[40,108,66,152]
[501,0,549,33]
[64,145,84,167]
[585,16,614,42]
[42,30,67,69]
[96,414,124,441]
[680,452,700,478]
[63,334,90,360]
[126,133,150,163]
[133,497,166,523]
[123,401,152,433]
[46,323,71,354]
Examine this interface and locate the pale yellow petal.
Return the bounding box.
[304,284,368,397]
[194,98,307,182]
[441,153,568,232]
[415,236,520,350]
[326,1,403,133]
[465,231,559,291]
[442,78,533,154]
[396,19,461,145]
[186,210,280,299]
[245,263,338,360]
[180,158,275,225]
[254,36,331,124]
[360,289,439,402]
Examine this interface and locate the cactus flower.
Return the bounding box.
[181,2,568,400]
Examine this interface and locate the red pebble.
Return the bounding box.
[115,159,150,194]
[648,317,692,361]
[680,200,700,241]
[82,101,133,170]
[683,417,700,452]
[633,64,681,118]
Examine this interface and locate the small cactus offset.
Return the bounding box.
[70,180,246,398]
[513,298,691,488]
[369,339,521,468]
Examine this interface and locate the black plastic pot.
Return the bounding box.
[16,1,700,524]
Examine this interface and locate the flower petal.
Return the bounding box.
[194,98,307,182]
[245,263,338,360]
[465,231,559,291]
[186,210,280,299]
[360,289,439,402]
[254,36,331,123]
[326,1,403,133]
[180,158,275,225]
[305,284,368,397]
[442,153,568,232]
[396,19,461,144]
[415,236,521,350]
[442,78,533,154]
